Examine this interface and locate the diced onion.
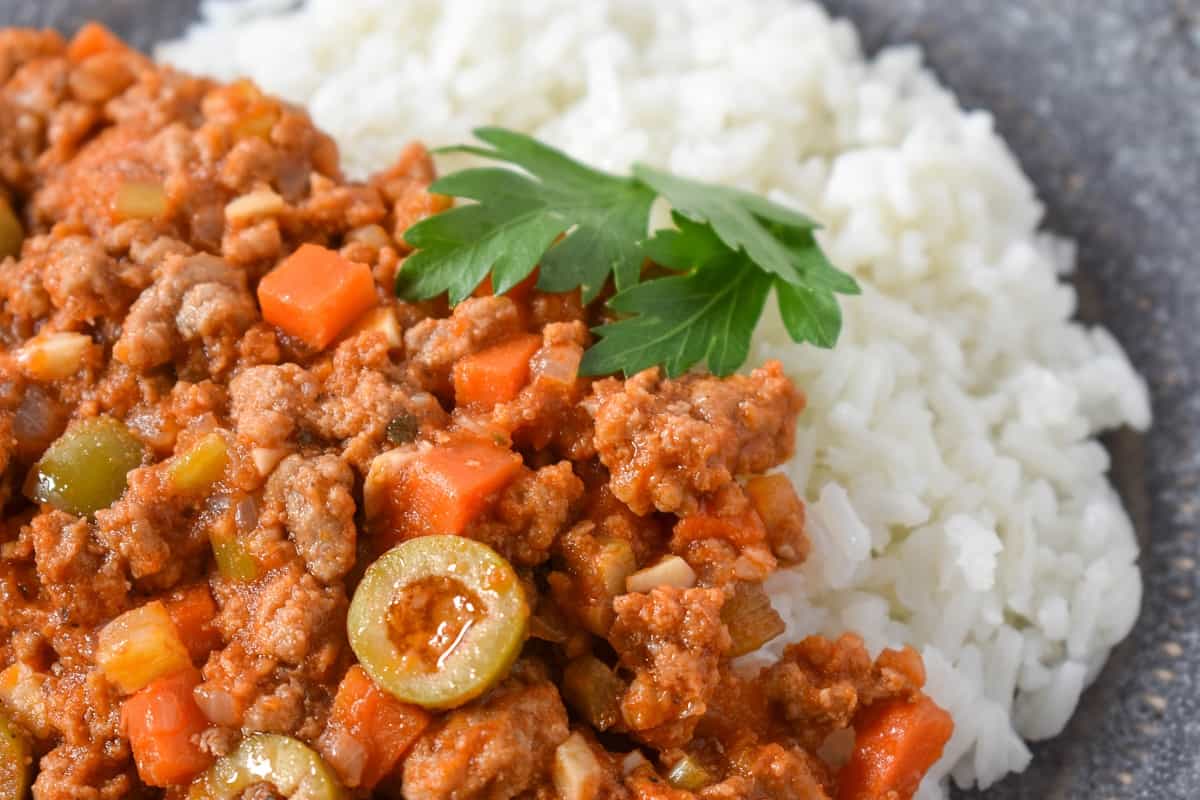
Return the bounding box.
[621,750,648,776]
[192,684,240,728]
[224,189,284,224]
[552,732,603,800]
[317,727,367,789]
[250,447,288,477]
[114,181,167,220]
[0,664,50,739]
[625,556,696,594]
[16,332,90,381]
[344,306,402,349]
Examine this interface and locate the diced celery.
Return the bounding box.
[561,656,624,732]
[721,581,786,657]
[16,332,91,381]
[169,433,229,493]
[667,755,711,791]
[211,532,259,583]
[27,416,145,515]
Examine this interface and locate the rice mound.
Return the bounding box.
[161,1,1153,795]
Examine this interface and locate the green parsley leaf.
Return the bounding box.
[399,128,654,303]
[581,254,773,378]
[776,281,843,348]
[398,127,859,378]
[632,164,821,287]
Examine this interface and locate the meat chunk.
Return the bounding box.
[228,363,320,450]
[200,562,347,739]
[401,676,569,800]
[309,333,447,472]
[29,511,129,627]
[114,253,255,376]
[31,743,133,800]
[761,633,925,749]
[94,461,210,589]
[704,743,832,800]
[670,483,776,586]
[465,460,584,567]
[610,587,731,750]
[404,296,523,398]
[265,453,356,583]
[590,361,804,515]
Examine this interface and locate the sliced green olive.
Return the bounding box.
[347,535,529,710]
[0,713,30,800]
[27,416,145,515]
[187,734,344,800]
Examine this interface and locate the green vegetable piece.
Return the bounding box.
[385,412,419,445]
[667,755,712,791]
[400,127,655,303]
[211,532,259,583]
[0,198,23,261]
[0,713,30,800]
[28,416,145,515]
[187,733,344,800]
[633,164,820,286]
[582,254,773,378]
[397,127,857,378]
[348,535,529,710]
[169,433,229,493]
[721,581,786,657]
[561,656,625,732]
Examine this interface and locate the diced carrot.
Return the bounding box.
[390,440,523,538]
[320,665,431,789]
[837,695,954,800]
[67,22,127,63]
[258,243,377,350]
[163,584,221,663]
[122,669,214,788]
[452,333,543,408]
[474,268,540,306]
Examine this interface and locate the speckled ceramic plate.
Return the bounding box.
[3,1,1198,798]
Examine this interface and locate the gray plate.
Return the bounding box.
[3,1,1198,798]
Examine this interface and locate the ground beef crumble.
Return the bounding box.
[0,27,951,800]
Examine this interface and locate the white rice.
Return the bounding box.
[161,1,1153,795]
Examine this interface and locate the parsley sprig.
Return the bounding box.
[398,127,858,377]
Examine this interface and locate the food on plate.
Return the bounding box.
[162,1,1152,795]
[0,23,958,800]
